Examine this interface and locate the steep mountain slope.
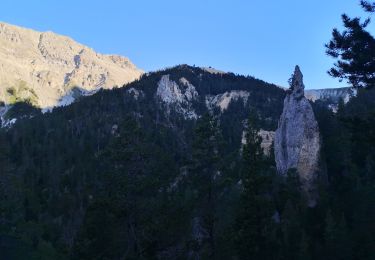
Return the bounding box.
[0,22,142,110]
[0,65,285,258]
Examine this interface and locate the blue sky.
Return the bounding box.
[1,0,373,89]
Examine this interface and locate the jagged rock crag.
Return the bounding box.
[274,66,320,206]
[156,75,199,119]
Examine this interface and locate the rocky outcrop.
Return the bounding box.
[156,75,198,119]
[258,130,275,155]
[241,129,275,155]
[0,22,142,109]
[205,90,250,112]
[274,66,320,206]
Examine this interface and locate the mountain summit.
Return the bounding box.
[0,22,142,109]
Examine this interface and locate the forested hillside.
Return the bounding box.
[1,65,286,258]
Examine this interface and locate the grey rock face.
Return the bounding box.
[275,66,320,206]
[156,75,198,119]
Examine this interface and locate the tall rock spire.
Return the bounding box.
[275,66,321,207]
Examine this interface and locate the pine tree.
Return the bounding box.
[73,116,154,259]
[281,200,302,260]
[361,1,375,12]
[324,211,352,260]
[189,113,223,258]
[234,110,275,259]
[326,1,375,89]
[298,231,311,260]
[0,131,20,230]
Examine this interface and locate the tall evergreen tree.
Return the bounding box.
[189,113,223,258]
[234,110,276,259]
[326,0,375,89]
[324,211,352,260]
[73,116,159,259]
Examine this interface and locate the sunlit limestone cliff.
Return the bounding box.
[0,22,142,111]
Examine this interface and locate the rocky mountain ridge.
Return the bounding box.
[0,22,142,109]
[305,87,356,111]
[305,87,354,103]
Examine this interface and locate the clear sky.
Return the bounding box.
[1,0,373,89]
